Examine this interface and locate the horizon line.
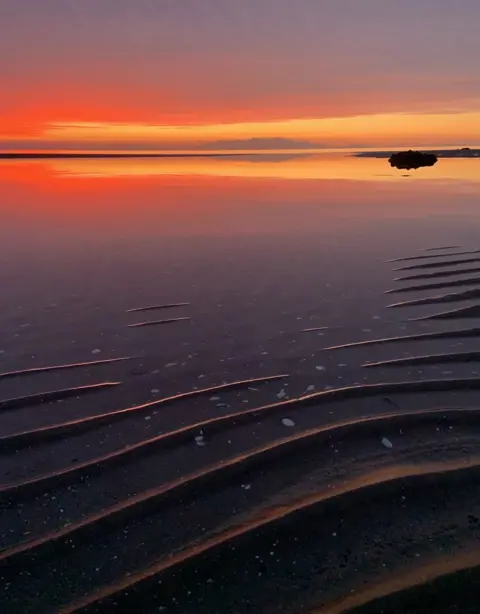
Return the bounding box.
[1,144,480,157]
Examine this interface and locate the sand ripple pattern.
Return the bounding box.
[1,245,480,614]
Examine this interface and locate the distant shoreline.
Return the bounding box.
[0,152,254,160]
[355,148,480,159]
[1,148,479,161]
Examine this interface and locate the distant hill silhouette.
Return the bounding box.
[200,138,321,150]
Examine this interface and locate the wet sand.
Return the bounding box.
[1,158,480,613]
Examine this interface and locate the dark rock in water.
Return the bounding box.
[389,150,438,170]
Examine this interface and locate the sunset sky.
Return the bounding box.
[2,0,480,151]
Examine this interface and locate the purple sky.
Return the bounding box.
[1,0,480,148]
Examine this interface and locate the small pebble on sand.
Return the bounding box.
[381,437,393,449]
[282,418,295,427]
[92,349,101,354]
[316,366,326,372]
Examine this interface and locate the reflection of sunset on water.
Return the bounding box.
[2,154,480,184]
[1,155,480,241]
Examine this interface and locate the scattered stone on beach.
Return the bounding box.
[165,362,177,368]
[91,349,101,354]
[306,385,315,392]
[381,437,393,449]
[282,418,295,427]
[210,396,220,401]
[242,484,251,490]
[277,389,287,399]
[316,365,326,372]
[195,435,206,446]
[150,389,159,394]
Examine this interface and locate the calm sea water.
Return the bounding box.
[1,153,479,364]
[2,152,480,613]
